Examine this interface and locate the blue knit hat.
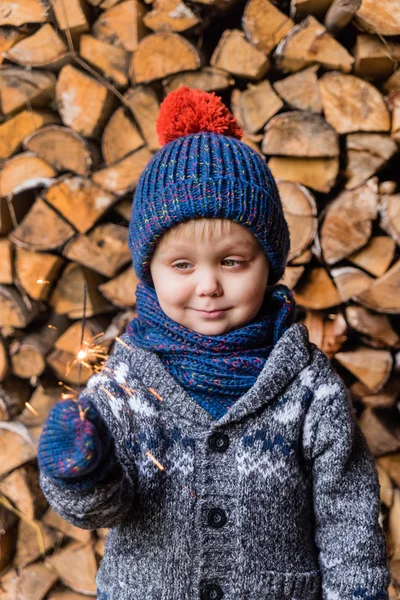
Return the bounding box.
[128,87,290,287]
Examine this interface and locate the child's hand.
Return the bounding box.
[38,396,115,483]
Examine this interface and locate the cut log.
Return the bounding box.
[50,0,90,37]
[102,107,144,165]
[47,347,95,385]
[272,66,322,113]
[388,90,400,142]
[54,318,106,356]
[0,422,37,477]
[345,305,400,348]
[377,455,400,487]
[236,81,283,134]
[353,379,399,410]
[56,65,117,137]
[210,29,270,80]
[379,194,400,245]
[0,153,56,198]
[5,562,58,600]
[48,591,91,600]
[267,156,339,192]
[92,146,153,195]
[23,125,98,176]
[0,192,34,236]
[335,347,392,392]
[354,35,400,80]
[130,32,201,84]
[143,0,200,32]
[276,180,318,260]
[15,244,63,303]
[0,28,25,66]
[0,238,13,285]
[113,197,132,221]
[79,35,130,88]
[279,265,305,289]
[324,0,362,34]
[43,508,92,543]
[320,178,379,264]
[347,236,396,277]
[319,72,391,133]
[290,0,334,20]
[262,111,339,157]
[9,197,75,252]
[379,181,397,195]
[124,86,161,151]
[0,464,47,520]
[14,517,62,567]
[0,375,31,420]
[0,514,18,579]
[331,266,374,302]
[163,67,234,94]
[99,267,139,308]
[0,286,41,328]
[384,69,400,92]
[62,223,130,277]
[242,0,294,55]
[5,24,69,70]
[49,263,114,318]
[0,0,49,26]
[354,0,400,36]
[345,133,397,190]
[43,175,118,233]
[354,260,400,314]
[303,310,347,359]
[274,16,354,73]
[92,0,147,51]
[18,384,60,428]
[0,68,56,116]
[0,336,9,382]
[359,409,400,455]
[293,267,342,309]
[45,541,97,595]
[0,111,60,160]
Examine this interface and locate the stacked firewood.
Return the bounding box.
[0,0,399,597]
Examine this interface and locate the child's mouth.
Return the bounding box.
[194,309,228,319]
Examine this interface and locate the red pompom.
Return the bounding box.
[156,86,243,146]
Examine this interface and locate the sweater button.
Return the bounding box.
[200,583,223,600]
[207,507,227,528]
[208,432,229,452]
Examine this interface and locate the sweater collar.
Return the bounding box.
[115,322,311,430]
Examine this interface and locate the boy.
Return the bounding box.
[38,87,389,600]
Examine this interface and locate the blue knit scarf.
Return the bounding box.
[126,282,297,420]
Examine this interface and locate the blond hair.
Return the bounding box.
[159,218,241,246]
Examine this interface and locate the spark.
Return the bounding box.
[36,278,50,284]
[145,451,164,471]
[24,402,39,416]
[148,387,163,401]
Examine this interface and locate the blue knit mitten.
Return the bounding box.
[38,396,118,490]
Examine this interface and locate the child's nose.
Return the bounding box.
[195,270,222,296]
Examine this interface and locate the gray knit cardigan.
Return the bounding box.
[39,322,390,600]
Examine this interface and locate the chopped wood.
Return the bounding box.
[377,455,400,487]
[0,336,9,382]
[384,68,400,92]
[8,562,58,600]
[0,111,59,160]
[335,347,392,392]
[62,223,130,277]
[50,0,90,36]
[143,0,200,32]
[43,508,92,543]
[324,0,362,34]
[43,175,118,233]
[0,422,37,477]
[45,541,97,595]
[354,0,400,36]
[236,81,283,134]
[92,0,147,51]
[276,180,318,260]
[320,178,379,264]
[379,194,400,245]
[79,35,130,88]
[379,181,397,195]
[102,108,144,165]
[56,65,117,137]
[5,24,69,69]
[124,86,161,151]
[48,591,91,599]
[17,384,60,428]
[347,236,396,277]
[274,16,354,73]
[345,133,397,190]
[92,146,153,194]
[272,66,322,113]
[359,409,400,456]
[0,375,31,420]
[290,0,334,20]
[0,153,56,198]
[331,266,374,302]
[303,310,347,359]
[0,68,56,116]
[14,517,62,567]
[0,28,25,66]
[23,125,98,176]
[130,32,201,84]
[345,305,400,348]
[0,238,13,285]
[354,35,400,80]
[0,511,18,575]
[268,156,339,192]
[14,248,64,303]
[262,111,339,157]
[354,259,400,314]
[99,267,139,308]
[352,379,399,410]
[0,0,49,27]
[388,91,400,142]
[210,29,270,80]
[319,72,391,133]
[242,0,294,55]
[279,265,305,289]
[376,463,394,506]
[9,198,75,252]
[293,267,342,309]
[0,464,47,519]
[0,193,35,236]
[163,67,234,94]
[113,197,132,221]
[0,286,41,329]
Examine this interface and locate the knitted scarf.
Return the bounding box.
[126,282,297,420]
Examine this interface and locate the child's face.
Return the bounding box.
[149,221,270,336]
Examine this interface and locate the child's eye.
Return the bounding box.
[172,262,192,270]
[172,259,245,270]
[222,259,245,267]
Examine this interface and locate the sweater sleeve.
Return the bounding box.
[39,349,138,530]
[303,350,390,600]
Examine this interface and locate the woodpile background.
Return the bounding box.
[0,0,399,597]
